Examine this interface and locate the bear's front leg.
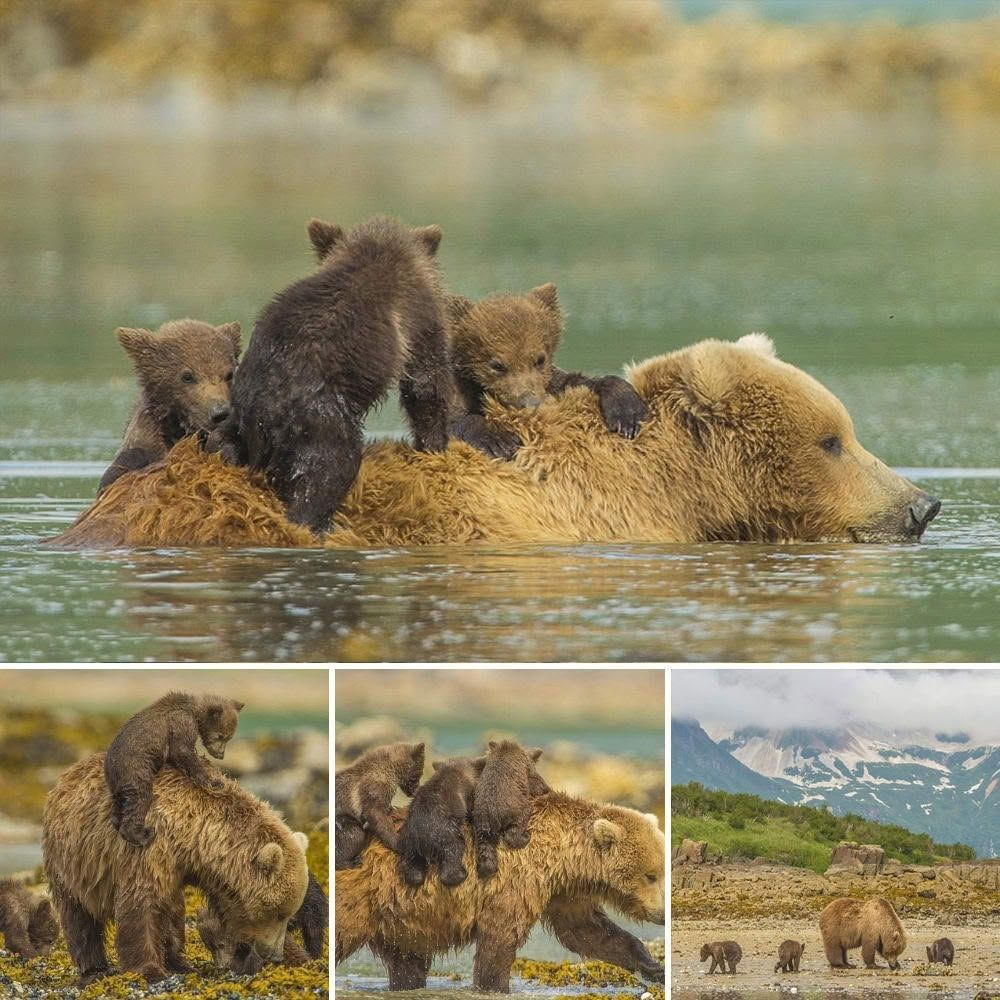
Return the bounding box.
[52,888,111,984]
[114,889,169,982]
[163,887,191,974]
[362,804,401,853]
[373,941,431,989]
[169,744,224,792]
[399,332,450,453]
[472,928,520,993]
[449,413,521,461]
[334,816,366,869]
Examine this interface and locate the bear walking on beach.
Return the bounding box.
[926,937,954,965]
[99,319,241,492]
[397,754,487,887]
[105,691,243,847]
[700,940,742,974]
[210,215,452,533]
[334,741,425,869]
[819,896,906,969]
[775,939,804,972]
[0,879,60,959]
[473,740,548,878]
[446,284,648,460]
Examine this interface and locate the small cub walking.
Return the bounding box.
[105,692,243,847]
[775,939,804,972]
[701,940,742,974]
[397,755,487,887]
[212,215,452,533]
[447,284,648,460]
[0,880,59,959]
[100,319,241,492]
[473,740,548,878]
[334,741,425,869]
[926,937,954,965]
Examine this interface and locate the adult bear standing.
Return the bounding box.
[210,215,451,533]
[43,754,308,985]
[819,896,906,970]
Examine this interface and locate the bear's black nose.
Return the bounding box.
[210,405,230,426]
[908,494,941,533]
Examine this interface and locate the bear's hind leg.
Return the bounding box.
[373,941,431,989]
[114,891,168,982]
[473,931,519,993]
[54,890,110,984]
[475,827,499,878]
[279,436,361,535]
[500,821,531,850]
[116,784,156,847]
[163,888,191,974]
[437,833,469,887]
[398,853,429,887]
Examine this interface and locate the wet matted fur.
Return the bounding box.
[336,791,665,992]
[42,754,308,985]
[50,335,939,548]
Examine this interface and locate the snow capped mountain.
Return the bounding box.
[676,720,1000,858]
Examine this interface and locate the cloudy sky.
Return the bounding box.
[672,669,1000,744]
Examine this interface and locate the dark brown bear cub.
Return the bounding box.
[397,755,487,887]
[104,691,243,847]
[334,741,425,869]
[447,284,648,459]
[0,880,59,959]
[211,216,451,533]
[701,940,742,974]
[473,740,548,878]
[100,319,241,492]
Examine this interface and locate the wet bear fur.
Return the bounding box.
[210,215,451,533]
[397,755,487,887]
[99,319,241,493]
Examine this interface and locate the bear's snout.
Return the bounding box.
[210,403,231,426]
[908,493,941,536]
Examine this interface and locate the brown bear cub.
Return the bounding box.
[926,937,954,965]
[775,939,804,972]
[104,691,243,847]
[701,940,742,974]
[473,740,548,878]
[0,880,59,959]
[198,869,328,969]
[447,284,648,460]
[210,216,451,533]
[397,754,488,887]
[99,319,241,492]
[335,741,425,869]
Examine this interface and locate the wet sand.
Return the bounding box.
[672,919,1000,999]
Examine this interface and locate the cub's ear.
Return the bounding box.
[116,327,155,359]
[529,283,559,312]
[412,225,443,257]
[307,219,345,260]
[592,818,623,851]
[292,831,309,852]
[447,295,474,323]
[488,740,498,751]
[431,761,442,772]
[470,755,488,775]
[410,741,426,759]
[254,842,284,875]
[231,700,245,712]
[527,747,543,762]
[216,321,242,355]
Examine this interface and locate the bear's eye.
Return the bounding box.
[534,354,546,369]
[646,873,658,884]
[489,360,508,375]
[820,435,842,456]
[224,370,234,382]
[181,371,196,384]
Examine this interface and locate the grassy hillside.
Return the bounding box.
[672,783,976,873]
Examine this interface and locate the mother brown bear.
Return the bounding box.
[52,335,939,547]
[336,792,665,992]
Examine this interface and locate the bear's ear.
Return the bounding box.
[735,332,776,359]
[412,225,443,256]
[470,755,488,775]
[488,740,498,751]
[527,747,543,762]
[431,761,442,772]
[292,831,309,852]
[529,283,559,313]
[231,700,245,712]
[116,327,156,360]
[592,818,623,851]
[307,219,345,260]
[410,741,425,757]
[254,842,284,875]
[447,295,474,323]
[216,321,242,355]
[643,812,661,830]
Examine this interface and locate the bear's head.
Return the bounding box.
[117,319,241,437]
[195,695,244,759]
[306,216,443,266]
[206,829,309,972]
[449,284,563,410]
[590,807,665,926]
[880,920,905,968]
[700,943,713,962]
[394,741,426,797]
[28,897,59,956]
[628,335,941,542]
[485,739,549,795]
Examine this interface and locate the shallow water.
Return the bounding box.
[1,125,998,662]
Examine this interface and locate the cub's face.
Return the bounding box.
[398,741,426,797]
[450,285,563,409]
[592,809,665,925]
[117,320,241,435]
[29,898,59,955]
[198,698,243,759]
